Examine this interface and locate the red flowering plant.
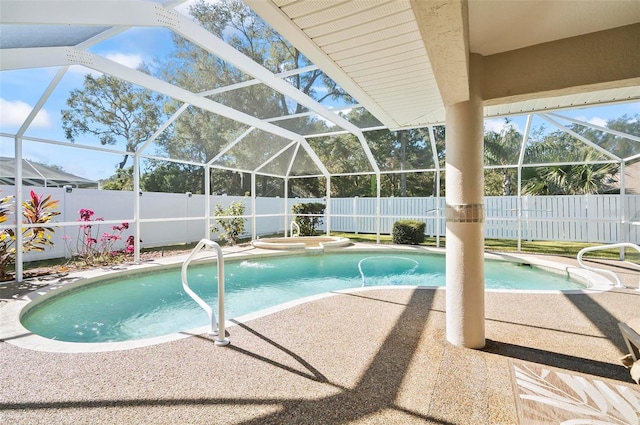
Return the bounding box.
[1,190,60,280]
[67,208,138,266]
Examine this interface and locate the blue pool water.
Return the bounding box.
[21,252,584,343]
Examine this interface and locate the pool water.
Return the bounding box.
[21,252,584,343]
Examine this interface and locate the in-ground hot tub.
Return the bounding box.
[252,236,351,251]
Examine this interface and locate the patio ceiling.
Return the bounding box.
[247,0,640,129]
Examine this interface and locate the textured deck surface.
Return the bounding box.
[1,249,639,424]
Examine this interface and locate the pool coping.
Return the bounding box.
[0,243,615,353]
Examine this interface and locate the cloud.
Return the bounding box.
[105,53,144,69]
[573,115,608,128]
[484,118,521,134]
[588,117,607,127]
[0,98,52,128]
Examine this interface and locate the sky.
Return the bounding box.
[1,2,639,182]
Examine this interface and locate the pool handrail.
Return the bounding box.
[576,242,640,291]
[181,239,229,346]
[290,220,300,237]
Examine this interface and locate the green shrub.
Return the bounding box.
[211,200,246,245]
[292,202,325,236]
[392,220,425,245]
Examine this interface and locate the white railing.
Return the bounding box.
[290,220,300,237]
[181,239,229,346]
[577,242,640,290]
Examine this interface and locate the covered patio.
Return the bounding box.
[1,1,640,422]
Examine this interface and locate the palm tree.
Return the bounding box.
[522,128,617,195]
[484,119,522,196]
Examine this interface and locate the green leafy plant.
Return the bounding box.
[292,202,326,236]
[392,220,425,245]
[211,200,246,245]
[0,190,61,280]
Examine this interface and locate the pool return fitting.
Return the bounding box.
[181,239,229,346]
[358,256,419,287]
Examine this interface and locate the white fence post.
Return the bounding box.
[353,196,358,234]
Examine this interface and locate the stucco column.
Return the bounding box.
[445,54,485,348]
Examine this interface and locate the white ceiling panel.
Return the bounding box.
[303,3,412,37]
[340,47,425,73]
[311,12,417,47]
[249,0,640,129]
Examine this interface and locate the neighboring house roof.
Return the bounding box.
[0,157,98,188]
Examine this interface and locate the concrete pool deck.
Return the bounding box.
[1,244,639,424]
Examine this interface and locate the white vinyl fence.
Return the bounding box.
[328,195,640,245]
[1,185,638,262]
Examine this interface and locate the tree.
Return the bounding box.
[141,162,202,194]
[522,125,618,195]
[62,74,166,170]
[101,166,134,191]
[572,114,640,160]
[147,0,354,193]
[484,119,523,196]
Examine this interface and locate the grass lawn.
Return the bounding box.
[331,232,640,262]
[9,232,639,279]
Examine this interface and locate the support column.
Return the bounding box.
[445,54,485,349]
[251,173,256,240]
[205,165,211,238]
[325,176,331,236]
[284,177,289,237]
[14,137,24,282]
[133,154,141,264]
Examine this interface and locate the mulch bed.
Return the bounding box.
[0,248,195,301]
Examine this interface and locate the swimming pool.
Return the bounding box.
[20,251,587,344]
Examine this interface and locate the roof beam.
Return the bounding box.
[1,46,330,178]
[1,47,304,139]
[286,144,300,178]
[254,141,297,173]
[1,1,169,26]
[1,0,339,177]
[539,114,621,161]
[2,1,361,136]
[547,112,640,144]
[208,127,255,166]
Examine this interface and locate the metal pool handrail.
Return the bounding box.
[181,239,229,346]
[577,242,640,291]
[290,220,300,237]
